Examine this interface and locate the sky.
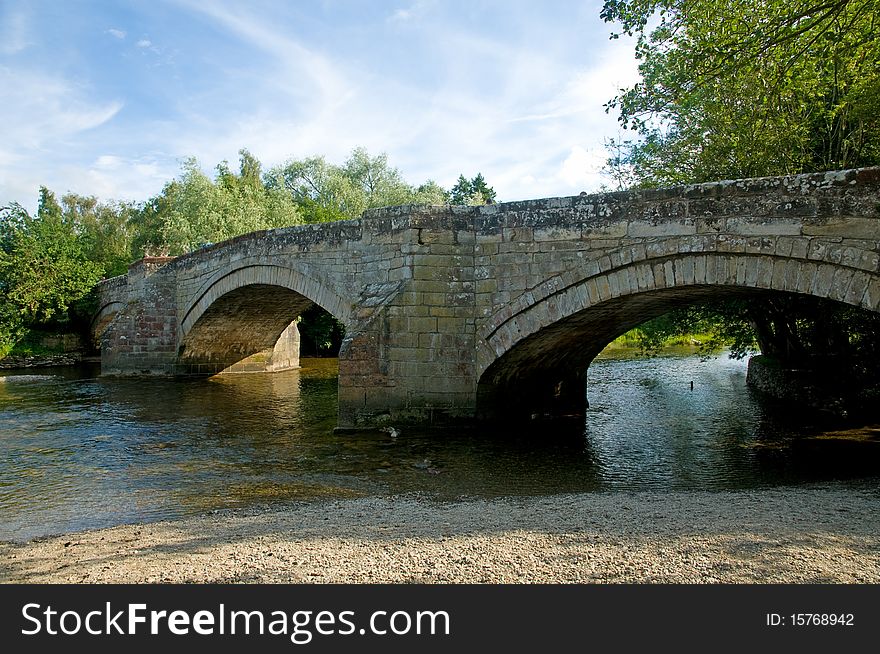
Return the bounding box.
[0,0,641,212]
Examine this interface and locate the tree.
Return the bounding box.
[61,193,140,278]
[267,148,451,222]
[449,173,497,205]
[413,180,450,205]
[602,0,880,186]
[147,150,302,254]
[297,304,346,356]
[0,189,102,334]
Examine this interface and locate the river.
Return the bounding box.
[1,353,877,541]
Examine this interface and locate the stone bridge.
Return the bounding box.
[94,167,880,429]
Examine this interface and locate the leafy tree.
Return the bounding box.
[148,150,302,254]
[0,189,102,338]
[297,304,346,356]
[449,173,497,205]
[61,193,140,277]
[413,180,450,204]
[602,0,880,186]
[267,148,450,222]
[266,155,358,223]
[602,0,880,367]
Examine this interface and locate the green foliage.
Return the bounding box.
[602,0,880,186]
[267,147,448,222]
[625,300,759,358]
[0,190,102,352]
[61,193,141,277]
[297,304,346,356]
[147,150,302,255]
[449,173,497,205]
[7,329,69,357]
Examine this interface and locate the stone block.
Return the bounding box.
[802,216,880,239]
[845,271,871,306]
[826,268,854,302]
[811,263,837,297]
[627,221,696,238]
[861,277,880,311]
[794,261,817,294]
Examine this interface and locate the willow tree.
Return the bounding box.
[266,148,449,223]
[144,150,302,255]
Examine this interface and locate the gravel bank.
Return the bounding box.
[2,486,878,583]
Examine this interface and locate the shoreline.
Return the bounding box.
[2,484,878,583]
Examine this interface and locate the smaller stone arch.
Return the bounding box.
[180,263,352,337]
[177,264,352,375]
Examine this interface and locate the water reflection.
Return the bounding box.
[0,355,877,541]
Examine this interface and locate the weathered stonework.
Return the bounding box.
[94,167,880,428]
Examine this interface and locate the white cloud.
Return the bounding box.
[136,39,152,48]
[0,67,122,148]
[1,10,30,54]
[559,146,606,188]
[388,1,430,24]
[107,28,127,40]
[0,66,125,208]
[60,155,171,203]
[181,2,349,104]
[95,154,124,168]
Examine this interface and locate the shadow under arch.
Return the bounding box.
[177,264,351,376]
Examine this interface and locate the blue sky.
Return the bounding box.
[1,0,640,211]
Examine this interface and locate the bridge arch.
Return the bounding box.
[90,300,126,348]
[476,244,880,420]
[177,263,352,375]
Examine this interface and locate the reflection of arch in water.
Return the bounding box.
[476,249,880,421]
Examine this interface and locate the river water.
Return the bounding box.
[1,354,878,541]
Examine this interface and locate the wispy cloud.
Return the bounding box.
[388,1,431,24]
[0,67,122,147]
[181,1,350,105]
[1,1,641,209]
[1,10,31,54]
[0,66,125,206]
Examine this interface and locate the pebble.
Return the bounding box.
[1,485,878,584]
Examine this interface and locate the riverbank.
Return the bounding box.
[0,352,86,370]
[2,485,877,583]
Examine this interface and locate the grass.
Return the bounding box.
[599,330,722,356]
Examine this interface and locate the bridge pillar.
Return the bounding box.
[100,257,179,375]
[219,321,301,374]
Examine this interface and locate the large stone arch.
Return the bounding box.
[177,263,352,375]
[476,244,880,420]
